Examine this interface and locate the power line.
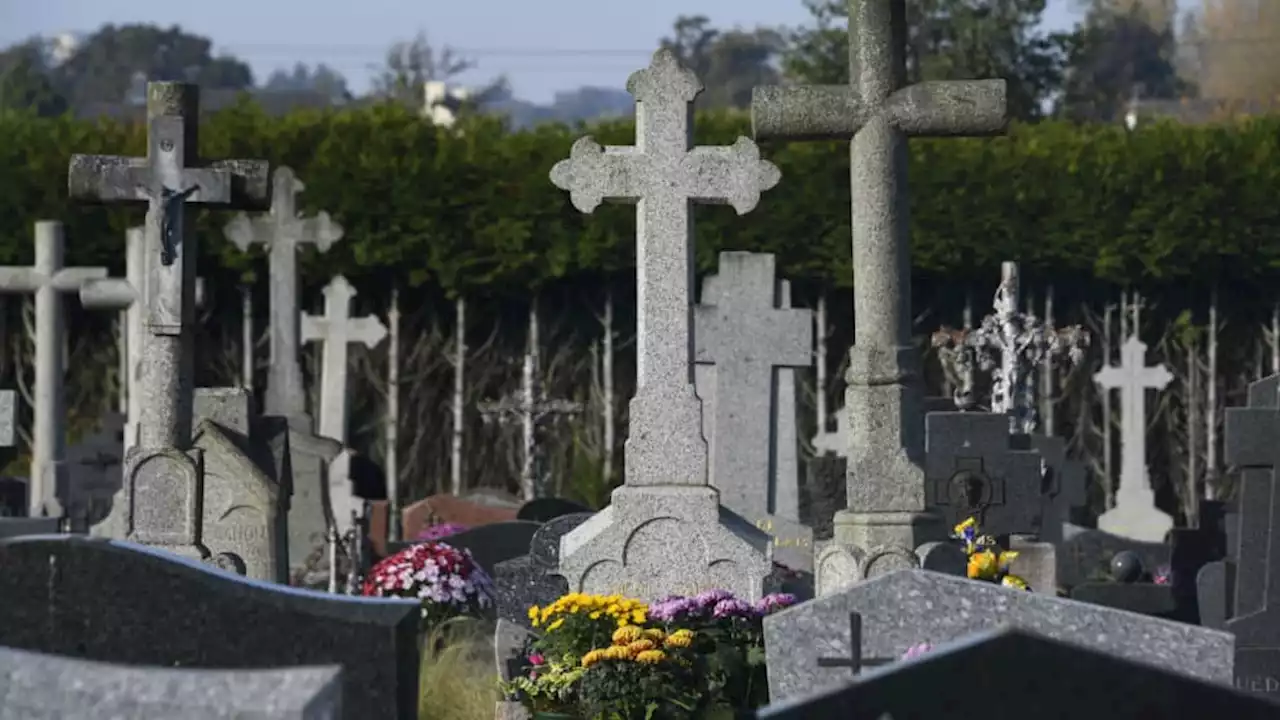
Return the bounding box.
[225,44,657,58]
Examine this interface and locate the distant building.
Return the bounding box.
[1125,96,1280,126]
[423,80,470,127]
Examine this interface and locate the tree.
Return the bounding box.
[660,15,784,110]
[50,24,253,110]
[371,32,508,109]
[1189,0,1280,103]
[782,0,1068,121]
[1058,1,1189,121]
[263,62,352,103]
[0,40,67,116]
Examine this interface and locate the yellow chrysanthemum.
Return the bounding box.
[603,645,632,660]
[997,550,1019,573]
[1001,574,1031,591]
[612,626,643,645]
[641,628,666,642]
[581,649,606,668]
[548,618,565,631]
[968,549,999,580]
[527,606,539,621]
[626,639,656,654]
[631,610,647,623]
[635,650,666,664]
[664,630,694,649]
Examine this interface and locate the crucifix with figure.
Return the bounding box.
[66,82,269,560]
[750,0,1008,568]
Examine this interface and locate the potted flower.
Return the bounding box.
[575,624,708,719]
[952,517,1032,591]
[360,541,494,631]
[648,590,797,714]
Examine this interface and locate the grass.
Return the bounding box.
[417,616,502,720]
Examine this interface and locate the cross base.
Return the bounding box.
[557,485,772,602]
[1098,501,1174,544]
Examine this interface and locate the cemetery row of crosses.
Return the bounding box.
[0,3,1277,719]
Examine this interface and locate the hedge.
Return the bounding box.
[0,100,1277,300]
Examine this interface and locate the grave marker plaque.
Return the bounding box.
[925,412,1043,537]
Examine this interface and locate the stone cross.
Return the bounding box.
[67,81,269,560]
[0,221,108,517]
[224,167,343,422]
[302,275,386,528]
[1094,335,1174,543]
[814,612,894,675]
[548,49,778,601]
[694,251,811,522]
[774,279,803,521]
[751,0,1007,568]
[478,394,581,501]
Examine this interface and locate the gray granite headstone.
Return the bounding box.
[925,411,1043,537]
[1023,434,1086,543]
[693,252,812,568]
[0,644,343,719]
[0,535,419,720]
[493,513,592,626]
[1058,526,1169,590]
[756,627,1270,720]
[387,520,541,577]
[762,569,1233,704]
[60,412,125,532]
[549,48,775,601]
[516,497,591,522]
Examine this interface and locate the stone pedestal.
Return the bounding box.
[559,485,772,602]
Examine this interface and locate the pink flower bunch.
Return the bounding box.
[649,590,797,622]
[901,642,933,660]
[362,541,494,626]
[1153,565,1173,586]
[416,522,470,542]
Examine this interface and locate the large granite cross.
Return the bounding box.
[548,48,778,601]
[0,221,108,517]
[1094,335,1174,543]
[751,0,1007,563]
[67,82,269,559]
[225,167,344,422]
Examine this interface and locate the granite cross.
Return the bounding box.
[750,0,1007,556]
[814,612,894,675]
[478,393,581,501]
[224,167,344,422]
[67,82,269,559]
[0,221,108,517]
[1094,335,1174,542]
[302,275,387,446]
[547,48,779,601]
[68,82,269,451]
[694,251,811,520]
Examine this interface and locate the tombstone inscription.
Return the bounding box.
[751,0,1007,577]
[548,49,775,601]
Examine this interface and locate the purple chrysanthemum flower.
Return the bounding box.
[650,597,696,622]
[754,592,797,615]
[712,598,754,619]
[901,642,933,660]
[694,589,734,608]
[416,523,469,542]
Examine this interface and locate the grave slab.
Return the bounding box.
[763,569,1233,704]
[757,627,1271,720]
[493,513,592,626]
[0,534,419,720]
[0,644,343,720]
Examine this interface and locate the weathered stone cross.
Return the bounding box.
[478,393,581,501]
[67,82,269,559]
[302,275,387,446]
[548,48,778,601]
[0,221,108,517]
[1095,335,1174,542]
[225,167,344,422]
[751,0,1007,567]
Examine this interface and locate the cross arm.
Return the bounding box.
[351,318,388,349]
[752,80,1007,142]
[1093,367,1125,389]
[79,278,138,310]
[300,315,326,343]
[67,155,150,204]
[683,138,780,215]
[296,212,344,251]
[223,213,275,252]
[50,268,109,292]
[549,139,644,213]
[209,159,271,211]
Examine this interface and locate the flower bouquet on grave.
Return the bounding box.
[648,590,798,713]
[574,625,708,720]
[953,518,1032,591]
[502,592,651,717]
[360,541,495,631]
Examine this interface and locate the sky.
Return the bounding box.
[6,0,1111,104]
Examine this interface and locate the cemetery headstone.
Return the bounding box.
[1095,335,1175,542]
[0,644,344,719]
[774,279,803,521]
[68,81,270,562]
[225,174,346,579]
[924,412,1043,537]
[0,534,419,719]
[302,274,387,530]
[694,252,814,572]
[493,619,538,720]
[0,222,110,518]
[1024,434,1087,544]
[515,496,591,522]
[59,412,125,532]
[756,627,1272,720]
[386,519,541,576]
[493,512,593,627]
[548,49,775,601]
[762,569,1233,703]
[1070,552,1178,620]
[1058,525,1170,590]
[751,0,1007,578]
